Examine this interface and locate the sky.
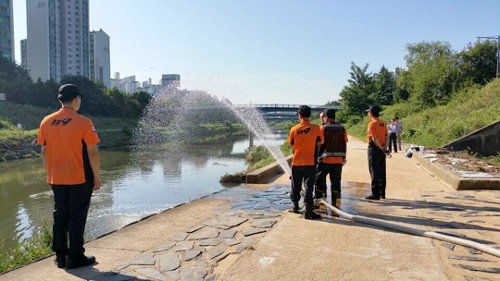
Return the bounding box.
[12,0,500,104]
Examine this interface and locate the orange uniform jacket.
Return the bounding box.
[37,108,100,185]
[367,118,388,147]
[288,120,323,166]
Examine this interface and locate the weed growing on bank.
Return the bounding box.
[0,223,53,274]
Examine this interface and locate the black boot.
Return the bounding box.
[288,201,299,214]
[365,194,380,200]
[304,204,321,220]
[54,252,66,268]
[331,191,339,208]
[66,255,96,269]
[314,190,325,199]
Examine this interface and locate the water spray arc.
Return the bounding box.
[222,100,292,177]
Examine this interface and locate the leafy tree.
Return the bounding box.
[132,91,152,114]
[457,40,497,85]
[372,66,395,105]
[337,62,375,123]
[1,57,152,119]
[326,100,341,107]
[61,75,115,117]
[394,67,412,102]
[403,41,459,106]
[0,56,33,104]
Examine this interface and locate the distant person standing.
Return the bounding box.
[315,109,348,207]
[37,84,101,269]
[365,105,389,200]
[388,118,398,153]
[319,111,325,124]
[395,117,403,151]
[288,105,323,220]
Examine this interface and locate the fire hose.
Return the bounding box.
[319,199,500,258]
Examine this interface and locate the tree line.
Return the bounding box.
[334,40,497,124]
[0,56,151,118]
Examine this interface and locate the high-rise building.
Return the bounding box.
[90,29,110,88]
[0,0,15,61]
[138,78,162,95]
[60,0,89,78]
[26,0,89,81]
[161,74,180,89]
[26,0,61,81]
[111,72,138,94]
[20,39,27,69]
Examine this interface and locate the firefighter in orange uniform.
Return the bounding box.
[288,105,323,219]
[37,84,101,269]
[365,105,389,200]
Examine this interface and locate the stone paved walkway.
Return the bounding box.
[117,186,292,281]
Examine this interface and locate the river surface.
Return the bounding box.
[0,135,285,251]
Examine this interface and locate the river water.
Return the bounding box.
[0,135,285,251]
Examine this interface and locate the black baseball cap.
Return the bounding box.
[326,109,336,119]
[366,105,381,116]
[58,84,81,102]
[297,105,311,117]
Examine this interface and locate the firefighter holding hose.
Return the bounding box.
[288,105,323,220]
[315,109,348,207]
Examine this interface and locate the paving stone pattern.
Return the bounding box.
[117,185,291,280]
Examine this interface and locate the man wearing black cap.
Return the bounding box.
[365,105,389,200]
[315,109,348,207]
[37,84,101,269]
[288,105,323,219]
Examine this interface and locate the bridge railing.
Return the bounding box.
[234,104,338,109]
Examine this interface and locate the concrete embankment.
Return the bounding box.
[413,152,500,190]
[245,155,292,184]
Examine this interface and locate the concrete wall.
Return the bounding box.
[443,120,500,156]
[246,155,293,184]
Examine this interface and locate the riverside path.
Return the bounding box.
[1,137,499,281]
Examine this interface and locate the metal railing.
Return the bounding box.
[234,104,338,109]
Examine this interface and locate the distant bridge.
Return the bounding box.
[234,104,339,121]
[158,103,339,122]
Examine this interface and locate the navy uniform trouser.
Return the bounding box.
[368,145,386,198]
[51,182,93,258]
[389,133,398,152]
[290,165,316,205]
[315,162,342,197]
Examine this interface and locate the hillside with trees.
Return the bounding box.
[333,40,499,151]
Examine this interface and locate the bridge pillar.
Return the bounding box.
[248,129,254,148]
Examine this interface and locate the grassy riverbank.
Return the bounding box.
[0,102,247,162]
[0,224,52,274]
[0,102,138,161]
[347,79,500,148]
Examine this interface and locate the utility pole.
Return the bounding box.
[477,35,500,79]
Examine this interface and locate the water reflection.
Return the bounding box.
[0,136,259,251]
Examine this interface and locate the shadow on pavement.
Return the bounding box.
[65,265,148,281]
[316,182,500,246]
[360,197,500,213]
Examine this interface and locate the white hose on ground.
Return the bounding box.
[319,199,500,258]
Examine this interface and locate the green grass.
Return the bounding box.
[348,79,500,147]
[0,129,38,161]
[245,141,293,172]
[0,223,53,274]
[0,102,140,152]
